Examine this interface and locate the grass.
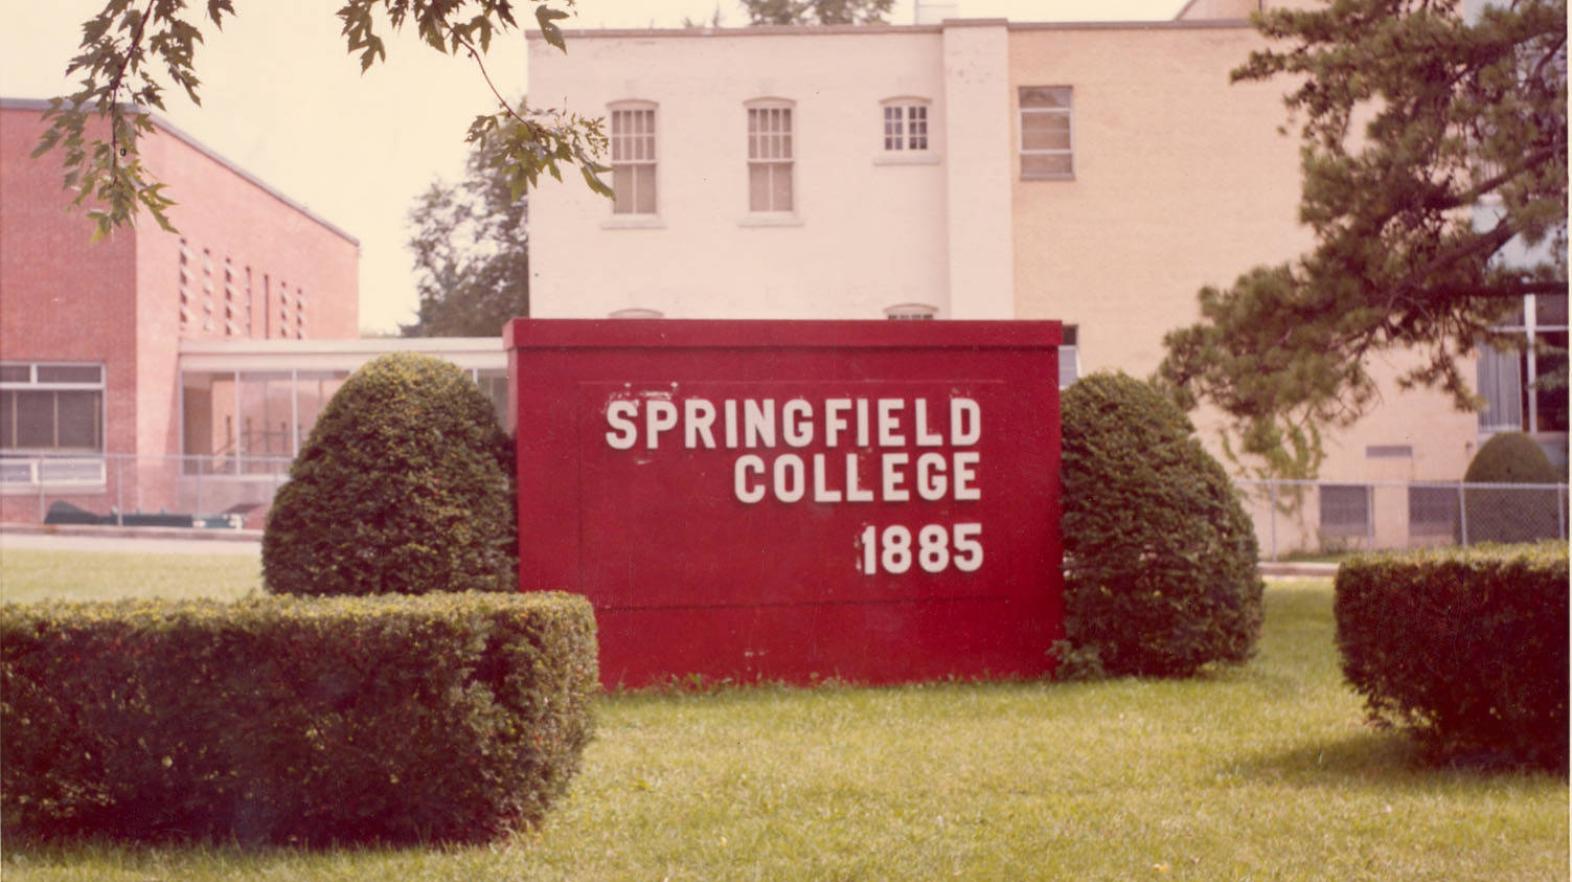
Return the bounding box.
[0,549,261,604]
[0,552,1566,881]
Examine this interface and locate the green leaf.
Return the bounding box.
[535,6,569,51]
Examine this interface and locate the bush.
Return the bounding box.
[1460,432,1564,544]
[0,591,597,844]
[1334,544,1568,769]
[1058,372,1263,677]
[263,353,515,596]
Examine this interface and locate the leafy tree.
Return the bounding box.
[1159,0,1567,478]
[403,129,529,337]
[35,0,608,239]
[741,0,893,25]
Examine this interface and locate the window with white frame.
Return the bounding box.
[609,103,657,215]
[0,362,105,454]
[747,101,794,213]
[882,99,929,152]
[1476,293,1568,434]
[1019,86,1073,180]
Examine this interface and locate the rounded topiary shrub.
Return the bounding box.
[1465,431,1560,484]
[263,353,515,596]
[1058,372,1263,678]
[1462,432,1563,544]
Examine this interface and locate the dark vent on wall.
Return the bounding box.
[1366,445,1414,459]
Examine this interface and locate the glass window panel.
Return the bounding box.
[55,390,101,450]
[14,390,54,448]
[1022,153,1074,179]
[1020,86,1071,108]
[239,372,294,468]
[635,166,657,214]
[613,165,635,214]
[1476,341,1524,430]
[1319,484,1371,534]
[0,364,28,383]
[749,164,771,211]
[1536,294,1569,327]
[477,369,508,427]
[1408,486,1458,532]
[771,163,793,211]
[1022,114,1071,150]
[296,371,349,448]
[782,133,792,159]
[1533,330,1568,431]
[0,390,12,448]
[35,365,102,384]
[1058,346,1079,389]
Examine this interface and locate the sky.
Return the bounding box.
[1,0,1184,334]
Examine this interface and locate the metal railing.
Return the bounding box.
[1238,478,1570,560]
[1,452,295,527]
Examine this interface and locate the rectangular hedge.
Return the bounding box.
[1334,543,1568,769]
[0,591,597,845]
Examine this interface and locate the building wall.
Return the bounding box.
[0,108,139,521]
[134,116,360,468]
[942,22,1014,319]
[1006,24,1478,484]
[1,100,360,523]
[527,27,958,319]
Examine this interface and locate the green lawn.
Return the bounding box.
[1,551,1566,882]
[0,549,261,604]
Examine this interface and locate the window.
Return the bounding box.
[1319,484,1372,538]
[1408,485,1458,536]
[1020,86,1073,180]
[0,362,105,454]
[1059,325,1080,389]
[882,100,929,152]
[609,103,657,215]
[747,101,794,213]
[1476,294,1568,434]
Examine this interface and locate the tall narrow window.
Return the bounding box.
[747,101,794,213]
[882,100,930,152]
[1020,86,1073,180]
[610,103,657,215]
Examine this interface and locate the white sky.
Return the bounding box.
[1,0,1184,333]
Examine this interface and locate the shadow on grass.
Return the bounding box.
[1234,729,1567,790]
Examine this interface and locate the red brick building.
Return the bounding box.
[1,98,360,523]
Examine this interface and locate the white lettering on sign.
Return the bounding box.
[605,394,985,574]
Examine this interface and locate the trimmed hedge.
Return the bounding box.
[1058,372,1263,678]
[264,353,516,597]
[1335,543,1568,769]
[0,591,597,844]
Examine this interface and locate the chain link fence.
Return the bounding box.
[1238,479,1570,560]
[1,453,294,530]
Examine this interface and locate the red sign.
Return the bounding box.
[506,319,1063,687]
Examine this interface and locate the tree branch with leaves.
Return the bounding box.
[1158,0,1567,479]
[35,0,610,240]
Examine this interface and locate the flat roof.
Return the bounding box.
[529,18,1251,41]
[1,97,359,247]
[505,318,1063,350]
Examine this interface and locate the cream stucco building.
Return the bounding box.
[524,6,1563,552]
